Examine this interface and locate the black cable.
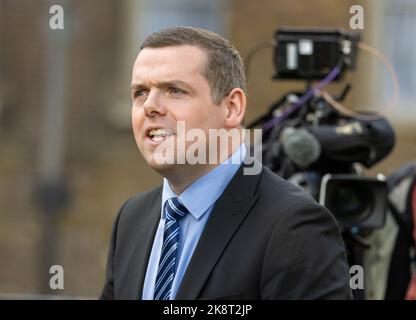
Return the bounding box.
[244,41,274,80]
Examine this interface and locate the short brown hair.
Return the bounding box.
[140,26,246,105]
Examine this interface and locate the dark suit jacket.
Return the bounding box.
[100,160,352,299]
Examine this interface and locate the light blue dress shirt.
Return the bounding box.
[142,143,246,300]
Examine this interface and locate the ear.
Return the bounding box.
[224,88,247,129]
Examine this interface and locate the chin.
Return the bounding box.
[144,154,176,172]
[148,160,173,171]
[150,162,183,182]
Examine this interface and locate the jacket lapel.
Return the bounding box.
[175,160,263,299]
[121,188,161,299]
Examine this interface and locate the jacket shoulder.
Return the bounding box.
[257,165,318,211]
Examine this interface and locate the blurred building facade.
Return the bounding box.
[0,0,414,298]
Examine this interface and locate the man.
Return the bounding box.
[100,26,352,300]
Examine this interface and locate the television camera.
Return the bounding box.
[247,28,402,299]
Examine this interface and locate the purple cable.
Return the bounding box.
[262,65,341,132]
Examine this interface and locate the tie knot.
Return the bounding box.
[165,197,189,221]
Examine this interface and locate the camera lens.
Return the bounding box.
[327,183,373,224]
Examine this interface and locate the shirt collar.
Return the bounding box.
[161,143,246,220]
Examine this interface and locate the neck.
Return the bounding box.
[166,163,219,195]
[164,139,243,195]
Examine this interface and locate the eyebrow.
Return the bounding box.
[130,80,194,91]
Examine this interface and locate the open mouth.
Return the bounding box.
[147,128,174,142]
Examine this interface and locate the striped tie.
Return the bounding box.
[153,197,189,300]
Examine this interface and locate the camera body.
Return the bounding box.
[249,26,416,301]
[253,28,394,230]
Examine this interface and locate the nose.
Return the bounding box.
[143,90,167,118]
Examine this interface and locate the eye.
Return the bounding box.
[133,89,147,99]
[168,87,186,95]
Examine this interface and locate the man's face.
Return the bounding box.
[131,45,228,173]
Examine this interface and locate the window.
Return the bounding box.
[138,0,228,40]
[375,0,416,117]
